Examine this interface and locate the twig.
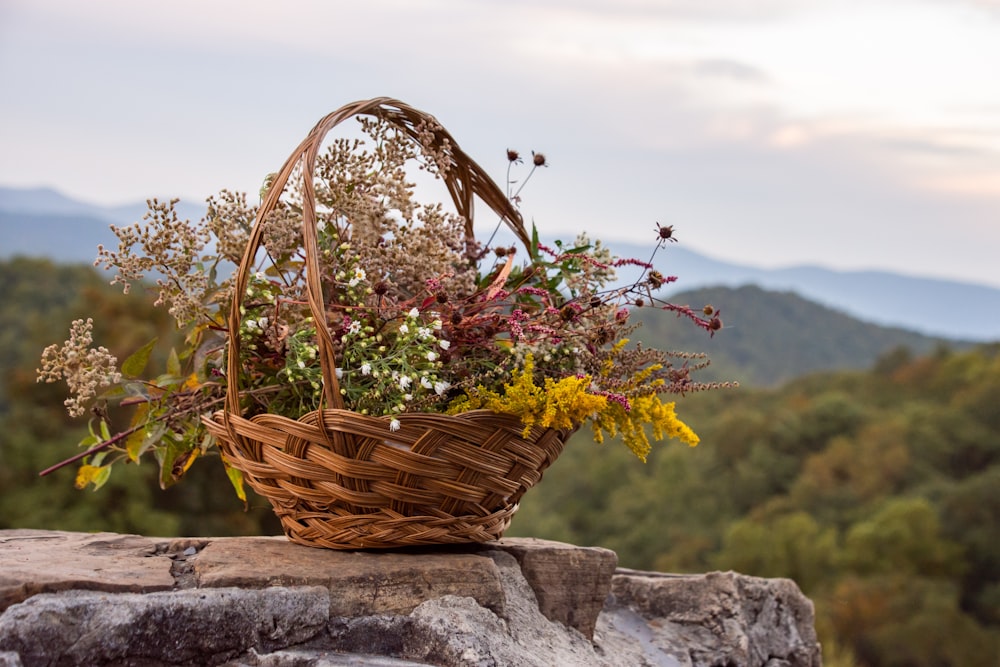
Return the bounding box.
[38,424,144,477]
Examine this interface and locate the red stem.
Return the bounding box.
[37,424,144,477]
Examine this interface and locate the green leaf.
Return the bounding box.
[121,338,158,377]
[91,465,112,491]
[166,347,182,377]
[125,405,153,461]
[98,384,127,400]
[99,419,111,441]
[155,435,181,489]
[225,463,248,509]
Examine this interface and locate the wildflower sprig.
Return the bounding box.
[447,353,605,436]
[38,113,733,493]
[337,306,452,417]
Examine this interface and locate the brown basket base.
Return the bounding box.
[203,408,568,550]
[275,505,519,550]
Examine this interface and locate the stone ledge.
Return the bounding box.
[0,530,821,666]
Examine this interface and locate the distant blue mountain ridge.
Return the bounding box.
[2,185,998,342]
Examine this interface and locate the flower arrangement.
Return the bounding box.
[38,103,731,508]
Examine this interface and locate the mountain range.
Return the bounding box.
[2,185,998,342]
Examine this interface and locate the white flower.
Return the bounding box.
[399,323,409,335]
[417,327,432,340]
[258,317,269,328]
[399,375,412,391]
[434,381,450,396]
[421,376,433,389]
[245,319,258,330]
[297,360,306,369]
[426,351,438,362]
[404,393,413,401]
[439,339,451,350]
[335,367,343,379]
[360,363,372,376]
[408,307,420,319]
[348,320,362,334]
[389,418,401,432]
[348,267,366,287]
[432,319,443,330]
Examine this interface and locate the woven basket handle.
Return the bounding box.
[225,97,531,415]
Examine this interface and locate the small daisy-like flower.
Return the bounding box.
[399,375,412,391]
[417,327,432,339]
[439,340,451,350]
[389,419,401,432]
[348,267,366,287]
[360,363,372,376]
[408,307,420,319]
[348,321,362,334]
[426,351,438,362]
[421,376,433,389]
[399,323,410,335]
[434,381,450,396]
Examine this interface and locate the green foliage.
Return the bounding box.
[714,511,838,592]
[0,258,280,537]
[508,343,1000,667]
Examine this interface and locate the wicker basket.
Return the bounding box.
[202,98,572,549]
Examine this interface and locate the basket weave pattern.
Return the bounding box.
[202,98,570,549]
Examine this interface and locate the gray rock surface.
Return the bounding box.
[605,569,822,667]
[0,529,821,666]
[0,530,175,610]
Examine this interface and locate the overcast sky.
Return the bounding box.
[1,0,998,288]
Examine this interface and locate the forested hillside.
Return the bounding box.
[633,284,970,386]
[508,345,1000,666]
[2,258,997,666]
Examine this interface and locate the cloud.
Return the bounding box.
[690,59,770,82]
[497,0,830,22]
